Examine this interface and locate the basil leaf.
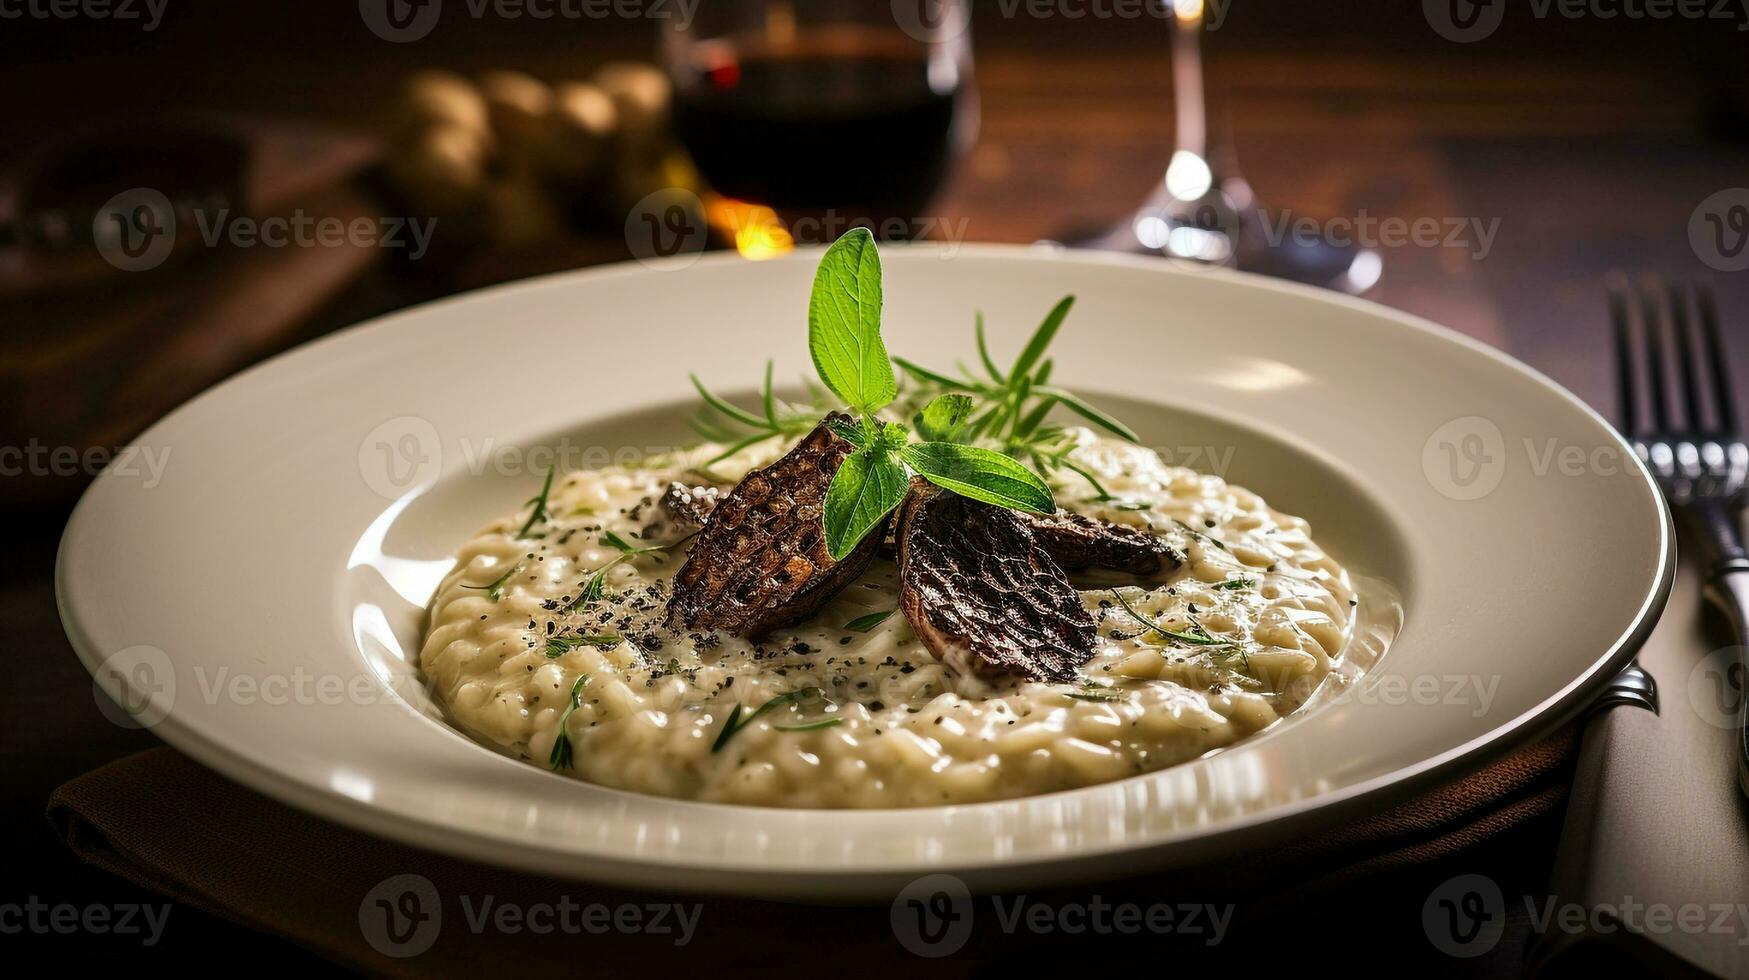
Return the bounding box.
[900,442,1055,514]
[914,393,975,442]
[823,444,909,559]
[1010,295,1074,380]
[807,229,896,413]
[825,414,867,448]
[1033,386,1140,442]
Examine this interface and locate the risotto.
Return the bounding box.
[419,428,1359,808]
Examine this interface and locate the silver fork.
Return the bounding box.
[1611,275,1749,794]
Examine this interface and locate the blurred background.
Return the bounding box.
[4,0,1747,972]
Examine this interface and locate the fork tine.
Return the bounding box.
[1667,281,1706,431]
[1638,277,1672,432]
[1695,282,1739,436]
[1610,281,1639,434]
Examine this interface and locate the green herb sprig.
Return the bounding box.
[546,634,622,657]
[806,230,1058,558]
[687,229,1147,559]
[460,559,525,603]
[843,609,895,632]
[515,464,556,538]
[893,297,1139,472]
[688,360,823,467]
[561,530,684,613]
[1111,589,1252,672]
[548,673,590,770]
[1064,681,1126,703]
[711,687,836,752]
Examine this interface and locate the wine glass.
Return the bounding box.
[1071,0,1380,294]
[662,0,976,255]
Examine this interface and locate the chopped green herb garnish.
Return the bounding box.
[843,609,895,632]
[516,464,556,538]
[772,718,845,732]
[1064,685,1126,703]
[602,530,664,555]
[711,687,830,752]
[1213,578,1255,591]
[1111,589,1240,648]
[546,634,621,657]
[564,560,618,611]
[1173,519,1230,551]
[548,674,589,770]
[460,560,525,602]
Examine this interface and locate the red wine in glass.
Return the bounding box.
[671,26,970,240]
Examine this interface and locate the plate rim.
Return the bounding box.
[57,244,1676,897]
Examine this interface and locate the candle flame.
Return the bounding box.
[706,196,795,261]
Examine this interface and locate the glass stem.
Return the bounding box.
[1171,5,1206,161]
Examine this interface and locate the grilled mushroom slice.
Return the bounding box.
[668,413,884,638]
[895,480,1097,683]
[658,481,721,531]
[1019,511,1182,576]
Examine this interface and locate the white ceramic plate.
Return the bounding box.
[59,246,1671,899]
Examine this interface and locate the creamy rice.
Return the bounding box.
[419,428,1358,808]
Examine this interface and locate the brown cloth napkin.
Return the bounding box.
[48,731,1576,976]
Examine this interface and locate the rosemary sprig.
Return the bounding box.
[711,687,831,752]
[689,361,823,466]
[892,296,1139,464]
[515,464,556,538]
[548,673,590,770]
